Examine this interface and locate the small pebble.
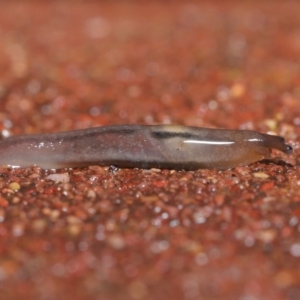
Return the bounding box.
[8,182,20,191]
[253,172,269,179]
[46,173,70,183]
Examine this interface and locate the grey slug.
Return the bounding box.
[0,125,293,170]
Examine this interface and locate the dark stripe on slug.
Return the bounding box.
[0,127,138,145]
[73,128,138,141]
[97,128,137,135]
[151,131,195,139]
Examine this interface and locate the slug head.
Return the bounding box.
[260,133,293,154]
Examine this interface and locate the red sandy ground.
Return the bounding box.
[0,1,300,299]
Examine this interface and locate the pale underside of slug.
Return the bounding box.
[0,125,293,170]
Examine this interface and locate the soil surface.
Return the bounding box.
[0,1,300,300]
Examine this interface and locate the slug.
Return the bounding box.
[0,125,292,170]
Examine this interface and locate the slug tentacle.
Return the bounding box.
[0,125,293,170]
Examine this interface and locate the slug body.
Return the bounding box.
[0,125,292,170]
